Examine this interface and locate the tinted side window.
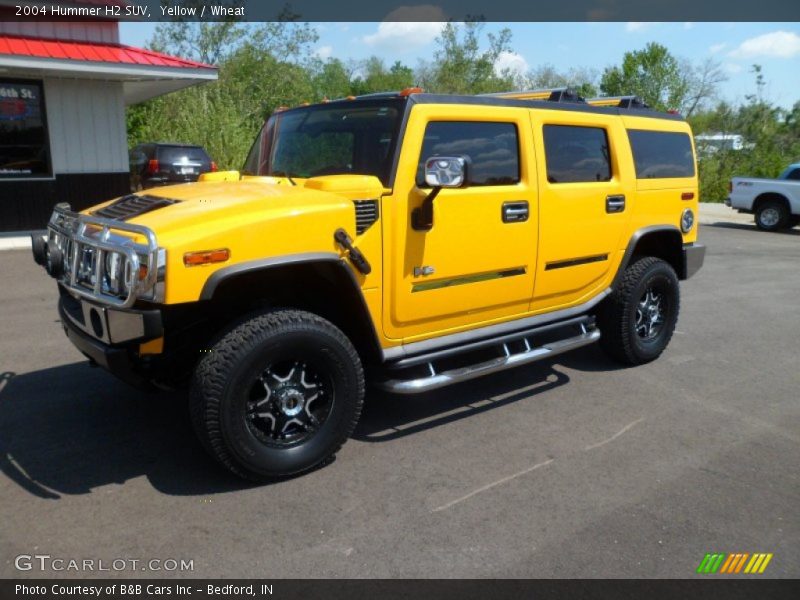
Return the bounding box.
[786,169,800,181]
[543,125,611,183]
[417,122,519,186]
[628,130,695,179]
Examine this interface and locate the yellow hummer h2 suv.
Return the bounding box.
[33,88,705,481]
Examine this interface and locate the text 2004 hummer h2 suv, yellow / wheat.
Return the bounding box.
[33,88,705,481]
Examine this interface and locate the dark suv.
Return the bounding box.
[129,143,216,191]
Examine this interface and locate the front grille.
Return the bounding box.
[93,194,179,221]
[354,199,379,234]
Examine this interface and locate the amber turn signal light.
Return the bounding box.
[184,248,230,266]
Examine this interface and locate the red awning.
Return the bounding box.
[0,34,216,70]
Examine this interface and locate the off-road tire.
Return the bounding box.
[598,257,680,366]
[190,309,364,481]
[754,200,789,232]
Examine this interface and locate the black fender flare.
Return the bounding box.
[199,252,384,363]
[612,225,687,288]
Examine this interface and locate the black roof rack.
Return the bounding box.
[480,87,585,104]
[586,96,649,109]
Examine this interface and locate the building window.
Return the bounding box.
[627,130,695,179]
[417,121,520,186]
[0,79,51,179]
[543,125,612,184]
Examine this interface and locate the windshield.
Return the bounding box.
[243,100,404,186]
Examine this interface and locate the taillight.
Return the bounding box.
[210,161,218,172]
[728,181,733,193]
[146,159,160,175]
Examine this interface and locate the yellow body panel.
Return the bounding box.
[122,179,356,304]
[82,100,698,355]
[383,104,539,341]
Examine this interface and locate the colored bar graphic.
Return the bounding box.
[698,552,772,574]
[758,554,773,573]
[744,553,774,574]
[734,553,749,573]
[719,554,736,573]
[697,553,726,574]
[697,552,773,575]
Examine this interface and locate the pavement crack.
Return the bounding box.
[584,418,644,451]
[431,458,555,513]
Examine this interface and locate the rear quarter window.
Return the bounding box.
[627,130,695,179]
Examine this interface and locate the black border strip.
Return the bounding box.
[6,1,796,22]
[3,579,799,600]
[545,253,609,271]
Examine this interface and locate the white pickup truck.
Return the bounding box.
[727,164,800,231]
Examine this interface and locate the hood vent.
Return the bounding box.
[354,199,379,234]
[92,194,180,221]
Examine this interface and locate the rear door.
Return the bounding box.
[531,111,633,311]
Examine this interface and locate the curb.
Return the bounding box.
[0,237,34,251]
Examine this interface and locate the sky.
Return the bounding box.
[120,21,800,109]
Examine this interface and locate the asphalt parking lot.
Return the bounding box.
[1,222,798,579]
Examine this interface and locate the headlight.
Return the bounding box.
[105,252,121,284]
[104,252,129,296]
[681,208,695,233]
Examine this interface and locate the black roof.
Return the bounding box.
[281,92,685,121]
[301,92,684,123]
[407,93,684,121]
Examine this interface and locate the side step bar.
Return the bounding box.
[378,324,600,395]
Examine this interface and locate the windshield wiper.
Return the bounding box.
[270,170,297,186]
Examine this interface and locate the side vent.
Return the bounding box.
[92,194,180,221]
[354,199,379,234]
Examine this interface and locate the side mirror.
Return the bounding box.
[413,156,469,231]
[424,156,468,188]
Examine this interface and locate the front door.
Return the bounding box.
[382,104,538,342]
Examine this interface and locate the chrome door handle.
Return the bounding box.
[502,201,529,223]
[606,195,626,213]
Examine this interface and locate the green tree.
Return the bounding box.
[600,43,690,112]
[419,21,515,94]
[350,57,415,95]
[690,65,799,202]
[127,20,318,170]
[600,43,725,115]
[523,64,599,98]
[310,58,352,100]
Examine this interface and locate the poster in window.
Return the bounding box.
[0,81,51,177]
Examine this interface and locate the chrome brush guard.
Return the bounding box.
[46,203,162,308]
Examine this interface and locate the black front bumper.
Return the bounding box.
[683,242,706,279]
[58,292,163,388]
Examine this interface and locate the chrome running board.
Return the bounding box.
[378,323,600,394]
